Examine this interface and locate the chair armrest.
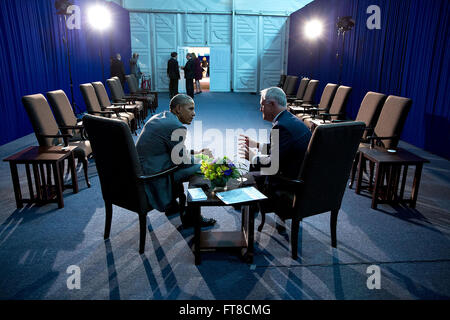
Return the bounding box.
[331,119,350,123]
[59,125,84,130]
[59,125,87,139]
[269,175,304,190]
[318,112,345,122]
[38,133,73,146]
[107,106,127,113]
[89,110,115,116]
[366,135,398,148]
[112,102,127,106]
[137,165,180,181]
[366,135,398,141]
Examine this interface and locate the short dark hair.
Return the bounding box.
[171,52,177,57]
[169,94,194,111]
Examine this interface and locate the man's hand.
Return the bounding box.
[238,142,256,161]
[194,148,213,158]
[238,134,259,149]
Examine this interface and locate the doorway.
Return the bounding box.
[186,47,210,93]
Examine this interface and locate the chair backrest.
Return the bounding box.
[46,90,78,127]
[296,122,365,217]
[82,114,150,213]
[112,76,126,96]
[327,85,352,119]
[317,83,338,110]
[92,81,112,109]
[373,95,412,149]
[80,83,102,113]
[355,92,386,139]
[106,78,124,101]
[278,74,287,88]
[295,78,310,99]
[302,79,319,103]
[284,76,299,96]
[126,74,138,94]
[282,75,291,92]
[22,94,62,146]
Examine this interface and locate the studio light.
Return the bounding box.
[336,16,355,85]
[88,5,111,31]
[336,16,355,35]
[304,19,323,40]
[55,0,72,15]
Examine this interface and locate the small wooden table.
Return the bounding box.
[187,175,262,265]
[3,146,79,209]
[356,147,429,209]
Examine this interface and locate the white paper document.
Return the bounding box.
[187,188,207,201]
[216,187,267,205]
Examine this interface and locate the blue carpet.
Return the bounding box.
[0,92,449,299]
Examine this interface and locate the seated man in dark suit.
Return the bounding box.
[239,86,312,216]
[136,94,216,228]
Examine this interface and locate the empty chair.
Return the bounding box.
[22,94,92,187]
[258,122,365,259]
[333,91,386,140]
[126,73,158,114]
[303,85,352,129]
[290,81,333,115]
[46,89,86,141]
[82,114,184,254]
[91,81,141,129]
[80,83,136,133]
[107,77,145,125]
[125,74,154,115]
[287,77,310,103]
[283,76,299,96]
[277,74,287,88]
[349,95,412,187]
[288,79,320,112]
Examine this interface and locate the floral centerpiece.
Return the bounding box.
[197,155,242,191]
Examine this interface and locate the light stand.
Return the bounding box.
[87,4,111,84]
[336,16,355,85]
[56,0,81,115]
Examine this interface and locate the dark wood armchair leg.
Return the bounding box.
[258,212,266,232]
[139,214,147,254]
[104,201,112,239]
[349,153,360,188]
[82,157,90,188]
[330,209,338,248]
[291,217,300,260]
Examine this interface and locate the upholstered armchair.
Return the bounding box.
[83,114,184,254]
[22,93,92,187]
[257,122,365,259]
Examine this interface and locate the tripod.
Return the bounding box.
[337,31,346,85]
[61,15,81,116]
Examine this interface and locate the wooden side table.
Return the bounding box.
[187,175,261,265]
[356,147,429,209]
[3,146,78,209]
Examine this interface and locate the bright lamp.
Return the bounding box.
[304,19,323,40]
[88,5,111,31]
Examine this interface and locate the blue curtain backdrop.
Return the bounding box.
[288,0,449,159]
[0,0,131,146]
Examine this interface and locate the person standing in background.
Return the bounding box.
[181,53,195,99]
[192,53,203,94]
[110,53,126,87]
[167,52,180,99]
[130,53,143,86]
[201,57,208,78]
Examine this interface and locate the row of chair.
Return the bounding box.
[280,74,412,190]
[21,75,159,189]
[22,91,93,187]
